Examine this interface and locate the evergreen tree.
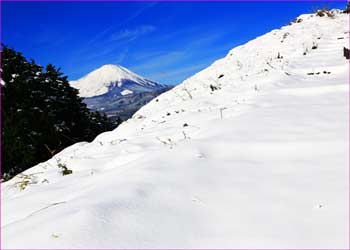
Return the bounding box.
[1,45,115,180]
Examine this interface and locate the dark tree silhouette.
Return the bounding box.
[1,45,115,180]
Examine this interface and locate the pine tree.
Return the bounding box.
[1,45,115,180]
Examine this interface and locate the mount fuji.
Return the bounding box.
[70,64,171,120]
[70,64,165,98]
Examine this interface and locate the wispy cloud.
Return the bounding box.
[131,50,165,61]
[74,25,154,63]
[70,2,158,66]
[132,51,186,72]
[69,7,236,83]
[149,62,211,84]
[108,25,156,42]
[130,31,227,75]
[86,27,113,46]
[122,2,158,27]
[127,29,238,85]
[114,47,129,64]
[86,2,157,46]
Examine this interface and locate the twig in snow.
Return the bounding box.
[26,201,66,218]
[182,131,190,140]
[219,107,227,119]
[44,144,58,156]
[182,85,193,99]
[266,61,276,69]
[110,139,127,145]
[156,137,175,148]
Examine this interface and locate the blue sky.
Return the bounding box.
[2,1,345,85]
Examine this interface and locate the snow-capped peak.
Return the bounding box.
[70,64,162,98]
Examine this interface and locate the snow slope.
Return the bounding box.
[2,10,349,248]
[70,64,163,98]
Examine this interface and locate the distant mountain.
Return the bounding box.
[84,87,172,121]
[70,64,165,98]
[70,64,171,121]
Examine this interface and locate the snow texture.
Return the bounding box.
[2,10,349,249]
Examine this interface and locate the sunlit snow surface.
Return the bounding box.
[2,11,349,248]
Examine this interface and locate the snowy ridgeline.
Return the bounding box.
[2,10,349,248]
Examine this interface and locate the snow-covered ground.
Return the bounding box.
[2,10,349,249]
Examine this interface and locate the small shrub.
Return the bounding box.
[13,173,40,190]
[58,162,73,176]
[290,18,303,25]
[19,180,30,190]
[210,84,218,91]
[316,9,334,18]
[51,234,59,239]
[62,169,73,176]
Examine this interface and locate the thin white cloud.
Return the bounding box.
[86,2,157,46]
[109,25,156,42]
[150,62,210,83]
[114,47,129,64]
[122,2,158,26]
[130,31,226,73]
[132,51,186,72]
